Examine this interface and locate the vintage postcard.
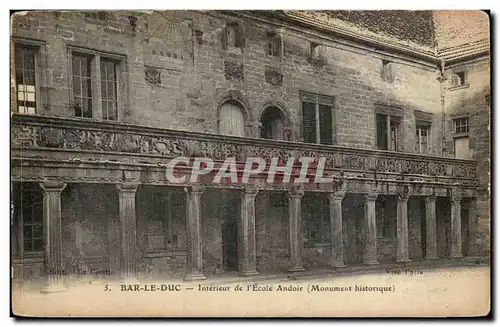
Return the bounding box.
[10,9,490,317]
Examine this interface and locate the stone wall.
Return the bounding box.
[444,57,490,256]
[12,10,443,153]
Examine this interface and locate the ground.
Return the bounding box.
[12,262,490,317]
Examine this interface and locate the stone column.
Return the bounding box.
[424,194,438,260]
[116,182,138,281]
[184,185,206,281]
[396,194,411,263]
[450,194,463,258]
[287,187,305,272]
[238,187,259,276]
[363,193,379,265]
[467,198,478,256]
[328,190,346,268]
[39,181,67,293]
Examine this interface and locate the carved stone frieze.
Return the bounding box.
[11,117,478,185]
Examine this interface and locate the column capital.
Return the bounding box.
[364,193,378,202]
[288,186,304,198]
[39,181,67,193]
[425,194,437,203]
[450,187,462,203]
[117,182,138,194]
[397,193,410,202]
[243,186,259,198]
[185,184,204,196]
[328,191,345,202]
[397,184,410,201]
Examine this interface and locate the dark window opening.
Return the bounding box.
[13,183,44,254]
[144,189,186,252]
[266,31,281,57]
[301,94,334,145]
[302,101,317,144]
[303,195,330,244]
[456,71,466,85]
[261,106,284,140]
[376,113,400,151]
[225,22,244,49]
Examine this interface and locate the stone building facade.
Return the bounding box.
[10,10,489,291]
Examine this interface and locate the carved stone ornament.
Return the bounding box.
[11,118,478,182]
[145,66,162,86]
[224,60,244,81]
[265,68,283,86]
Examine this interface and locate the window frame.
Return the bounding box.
[415,122,431,154]
[67,46,125,121]
[303,195,330,246]
[300,92,336,145]
[146,190,186,253]
[100,57,120,121]
[453,116,470,135]
[266,31,281,58]
[375,105,403,151]
[12,38,44,115]
[13,184,44,259]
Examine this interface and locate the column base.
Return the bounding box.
[40,283,67,294]
[120,274,139,284]
[396,257,411,263]
[287,266,306,273]
[333,262,347,268]
[363,259,379,265]
[183,273,206,281]
[239,270,260,277]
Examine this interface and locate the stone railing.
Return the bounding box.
[11,114,477,187]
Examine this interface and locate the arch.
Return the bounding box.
[218,100,245,137]
[259,100,292,140]
[217,89,252,121]
[217,90,252,137]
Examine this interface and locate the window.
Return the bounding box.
[72,53,93,118]
[381,59,394,82]
[223,22,244,49]
[15,45,37,114]
[376,111,401,151]
[219,100,245,136]
[303,195,330,244]
[377,198,396,239]
[416,124,430,154]
[453,116,471,159]
[454,117,469,134]
[260,106,284,140]
[456,71,466,85]
[147,190,186,252]
[301,93,334,145]
[100,58,118,120]
[12,183,44,257]
[266,31,281,57]
[69,47,124,121]
[450,70,468,88]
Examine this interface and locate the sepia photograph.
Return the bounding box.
[9,7,491,318]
